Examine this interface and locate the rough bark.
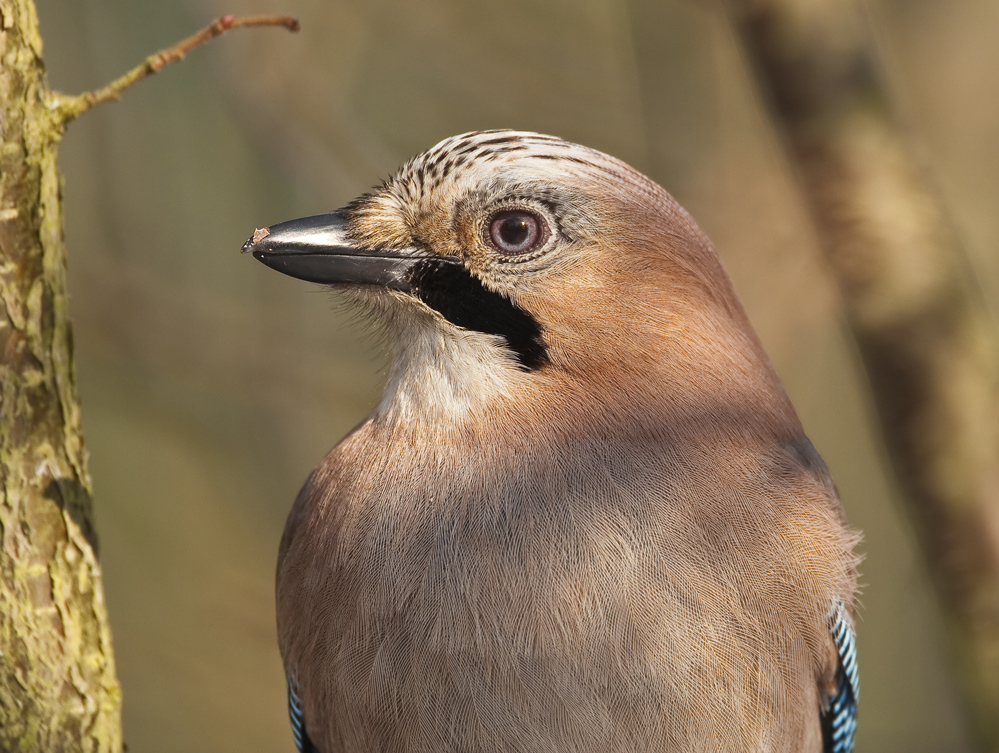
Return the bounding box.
[725,0,999,748]
[0,0,123,750]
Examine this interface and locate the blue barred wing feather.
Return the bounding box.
[287,675,319,753]
[822,601,859,753]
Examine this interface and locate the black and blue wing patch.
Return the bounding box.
[287,675,319,753]
[821,601,858,753]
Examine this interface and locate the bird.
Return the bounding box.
[243,130,859,753]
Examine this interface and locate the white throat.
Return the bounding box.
[375,305,526,424]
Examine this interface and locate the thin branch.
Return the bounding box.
[52,14,299,126]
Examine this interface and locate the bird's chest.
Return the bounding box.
[278,478,681,751]
[286,479,641,657]
[275,450,827,753]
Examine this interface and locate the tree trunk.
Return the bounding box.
[725,0,999,749]
[0,0,123,750]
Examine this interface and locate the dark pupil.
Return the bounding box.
[500,217,530,247]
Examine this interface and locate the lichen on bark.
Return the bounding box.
[0,0,123,750]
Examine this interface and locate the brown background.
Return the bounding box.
[35,0,998,750]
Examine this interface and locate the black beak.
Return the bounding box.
[244,210,549,370]
[242,212,436,291]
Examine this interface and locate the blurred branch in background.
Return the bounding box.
[0,4,295,749]
[725,0,999,748]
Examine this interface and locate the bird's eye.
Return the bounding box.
[488,210,544,256]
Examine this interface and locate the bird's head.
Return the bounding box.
[244,130,794,430]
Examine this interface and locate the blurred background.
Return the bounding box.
[33,0,998,750]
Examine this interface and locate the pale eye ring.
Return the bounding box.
[487,210,544,255]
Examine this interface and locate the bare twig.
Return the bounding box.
[52,14,299,126]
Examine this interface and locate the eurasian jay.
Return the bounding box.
[243,130,859,753]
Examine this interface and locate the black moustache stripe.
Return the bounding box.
[408,259,549,371]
